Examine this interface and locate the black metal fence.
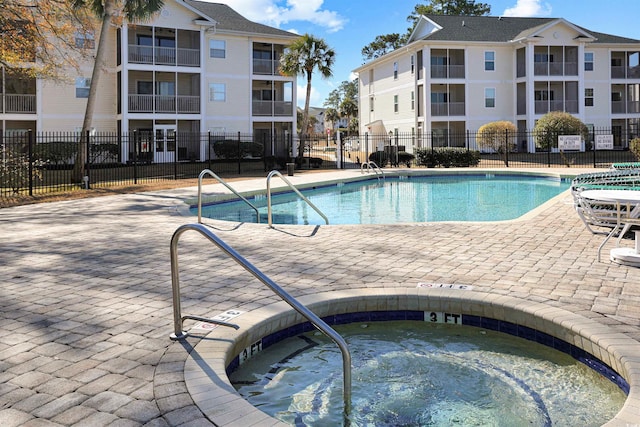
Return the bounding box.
[1,129,638,199]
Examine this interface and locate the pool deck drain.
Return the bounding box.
[2,168,640,426]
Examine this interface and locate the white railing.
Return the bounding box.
[128,94,200,113]
[4,94,36,113]
[128,45,200,67]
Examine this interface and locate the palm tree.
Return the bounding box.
[279,34,335,158]
[71,0,164,182]
[324,107,340,136]
[339,98,358,136]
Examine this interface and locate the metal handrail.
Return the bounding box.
[197,169,260,224]
[360,161,385,178]
[266,170,329,227]
[168,223,351,416]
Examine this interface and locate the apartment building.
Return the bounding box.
[0,0,298,162]
[354,14,640,152]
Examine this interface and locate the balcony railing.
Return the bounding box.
[128,45,200,67]
[2,94,36,113]
[252,100,293,116]
[611,66,640,79]
[534,62,578,76]
[430,65,465,79]
[534,99,579,114]
[612,100,640,114]
[253,59,281,75]
[128,94,200,113]
[431,102,465,116]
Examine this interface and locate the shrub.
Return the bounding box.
[477,121,517,166]
[397,151,415,167]
[533,111,589,151]
[212,139,264,159]
[630,138,640,161]
[369,151,388,167]
[415,148,480,168]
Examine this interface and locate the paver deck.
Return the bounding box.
[1,168,640,426]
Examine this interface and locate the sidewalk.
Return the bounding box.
[1,169,639,426]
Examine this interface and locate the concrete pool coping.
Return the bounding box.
[184,289,640,426]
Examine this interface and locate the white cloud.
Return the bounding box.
[297,84,321,107]
[209,0,347,33]
[502,0,553,17]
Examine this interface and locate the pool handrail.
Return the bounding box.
[197,169,260,224]
[266,170,329,227]
[169,223,352,416]
[360,161,385,178]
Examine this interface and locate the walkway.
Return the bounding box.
[1,169,639,426]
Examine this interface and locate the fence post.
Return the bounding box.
[237,131,241,175]
[592,128,597,168]
[547,131,553,167]
[28,129,34,196]
[133,130,138,185]
[504,128,509,168]
[174,132,178,180]
[85,130,91,189]
[208,131,212,171]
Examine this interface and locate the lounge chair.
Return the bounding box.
[571,169,640,234]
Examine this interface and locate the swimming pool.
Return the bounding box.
[194,174,570,225]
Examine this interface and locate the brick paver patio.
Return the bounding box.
[1,169,639,426]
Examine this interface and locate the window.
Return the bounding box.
[394,94,399,112]
[585,52,594,71]
[431,92,448,103]
[410,55,415,74]
[585,88,594,106]
[209,83,226,102]
[535,90,553,101]
[612,91,622,102]
[75,31,95,49]
[484,51,495,71]
[210,40,226,58]
[393,62,398,79]
[411,91,415,110]
[534,53,553,63]
[75,77,91,98]
[485,88,496,108]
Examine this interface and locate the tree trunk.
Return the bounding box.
[72,0,115,183]
[299,71,313,159]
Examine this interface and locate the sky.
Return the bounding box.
[204,0,640,108]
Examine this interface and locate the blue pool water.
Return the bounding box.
[194,174,570,225]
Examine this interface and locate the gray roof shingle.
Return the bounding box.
[183,0,298,38]
[415,15,640,44]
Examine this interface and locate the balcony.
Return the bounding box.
[128,45,200,67]
[430,65,465,79]
[431,102,465,116]
[534,99,578,114]
[128,94,200,113]
[612,101,640,114]
[253,59,281,75]
[534,62,578,76]
[252,100,293,116]
[2,94,36,114]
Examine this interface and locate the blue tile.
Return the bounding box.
[518,325,537,341]
[462,315,482,327]
[499,320,518,336]
[481,317,500,331]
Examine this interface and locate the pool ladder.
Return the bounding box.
[266,170,329,227]
[360,161,385,179]
[169,223,352,416]
[197,169,260,223]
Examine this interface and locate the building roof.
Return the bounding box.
[409,14,640,44]
[182,0,298,39]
